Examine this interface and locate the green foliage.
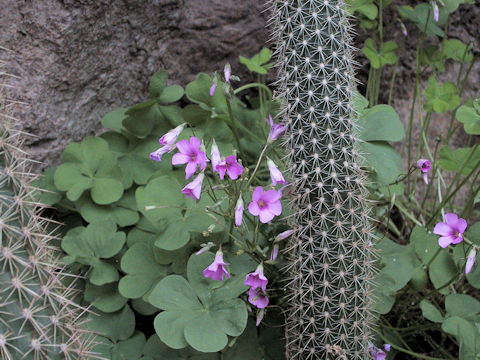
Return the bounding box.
[424,77,460,113]
[239,48,272,75]
[438,145,480,176]
[149,253,248,352]
[456,98,480,135]
[362,38,398,69]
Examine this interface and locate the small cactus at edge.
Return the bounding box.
[268,1,375,359]
[0,70,94,359]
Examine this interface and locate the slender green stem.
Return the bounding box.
[234,83,273,99]
[375,331,447,360]
[244,143,269,189]
[225,97,245,161]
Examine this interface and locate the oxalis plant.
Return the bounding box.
[34,0,480,359]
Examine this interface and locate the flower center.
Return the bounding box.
[454,231,460,238]
[258,200,266,209]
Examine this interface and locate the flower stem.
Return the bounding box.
[244,143,269,189]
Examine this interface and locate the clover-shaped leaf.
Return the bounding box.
[136,175,185,229]
[62,221,126,285]
[123,100,163,138]
[101,108,129,134]
[424,77,460,113]
[32,167,63,205]
[362,39,398,69]
[185,73,228,113]
[456,99,480,135]
[438,145,480,176]
[441,39,474,63]
[149,253,248,352]
[54,136,124,204]
[430,250,457,295]
[345,0,377,20]
[119,241,168,299]
[86,305,136,343]
[142,335,219,360]
[442,316,478,360]
[84,281,128,313]
[239,48,273,75]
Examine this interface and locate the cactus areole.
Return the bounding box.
[269,0,374,358]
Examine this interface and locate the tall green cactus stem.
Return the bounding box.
[268,1,375,358]
[0,75,94,359]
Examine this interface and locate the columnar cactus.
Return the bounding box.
[269,1,375,358]
[0,83,93,358]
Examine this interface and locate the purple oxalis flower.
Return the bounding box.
[235,195,244,227]
[433,213,468,248]
[210,81,217,96]
[248,186,282,223]
[276,229,294,241]
[245,264,268,291]
[466,248,477,274]
[270,244,279,261]
[248,287,269,309]
[211,141,222,169]
[159,124,185,146]
[224,63,231,83]
[368,343,390,360]
[417,158,432,184]
[265,114,287,142]
[432,1,439,22]
[256,309,265,327]
[181,173,204,201]
[202,251,230,281]
[267,158,286,186]
[216,155,244,180]
[150,144,175,162]
[172,136,209,179]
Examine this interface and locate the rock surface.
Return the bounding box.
[0,0,478,172]
[0,0,269,169]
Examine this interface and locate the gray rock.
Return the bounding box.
[0,0,269,170]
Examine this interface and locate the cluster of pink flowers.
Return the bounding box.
[245,264,269,309]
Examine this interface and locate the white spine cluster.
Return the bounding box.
[267,1,376,358]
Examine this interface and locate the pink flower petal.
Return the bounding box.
[185,161,197,179]
[252,187,264,202]
[172,153,190,165]
[433,222,452,237]
[444,213,459,226]
[451,235,463,244]
[268,200,282,216]
[175,139,192,155]
[438,236,454,248]
[248,202,260,216]
[263,189,282,202]
[456,218,468,234]
[189,136,201,150]
[259,210,275,224]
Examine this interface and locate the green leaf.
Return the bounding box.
[445,294,480,321]
[345,0,378,19]
[466,222,480,245]
[239,48,272,75]
[142,335,219,360]
[410,225,439,264]
[149,253,248,352]
[424,77,460,113]
[62,221,126,285]
[358,104,404,142]
[31,167,63,205]
[149,71,168,98]
[84,281,128,313]
[360,141,403,185]
[420,300,444,323]
[442,316,479,358]
[362,39,398,69]
[438,145,480,176]
[441,39,474,63]
[429,250,457,294]
[456,99,480,135]
[158,85,185,103]
[54,136,124,204]
[112,332,146,360]
[398,4,445,37]
[136,175,185,228]
[119,242,168,299]
[123,100,162,138]
[102,108,128,133]
[86,305,136,343]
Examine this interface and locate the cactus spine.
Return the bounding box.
[269,1,375,358]
[0,68,93,359]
